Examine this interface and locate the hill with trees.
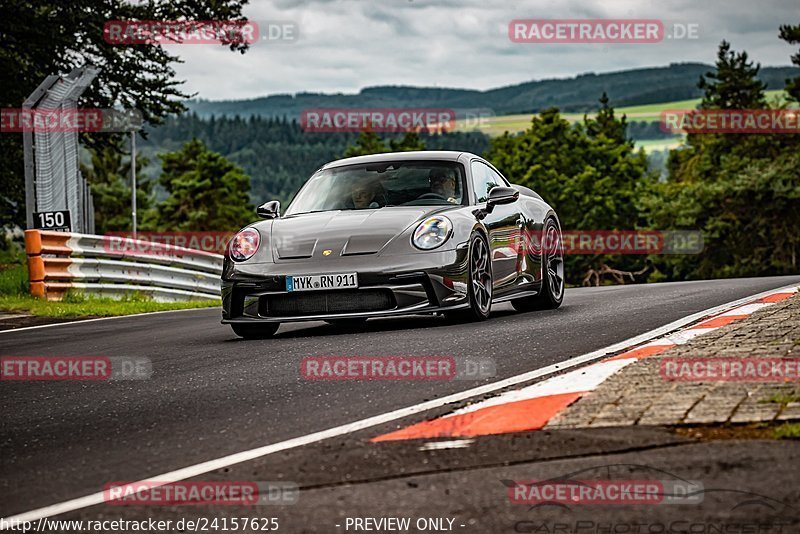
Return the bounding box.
[187,63,799,119]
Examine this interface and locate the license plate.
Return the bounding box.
[286,273,358,292]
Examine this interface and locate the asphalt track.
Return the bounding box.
[2,276,800,526]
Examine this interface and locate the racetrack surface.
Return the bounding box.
[2,276,799,517]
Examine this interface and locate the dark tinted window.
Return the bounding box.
[470,161,503,203]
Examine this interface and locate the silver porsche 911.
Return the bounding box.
[222,151,564,338]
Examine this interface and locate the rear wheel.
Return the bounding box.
[231,322,280,339]
[512,218,564,312]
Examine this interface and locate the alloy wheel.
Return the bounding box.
[471,236,492,314]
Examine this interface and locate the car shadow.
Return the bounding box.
[273,306,523,339]
[222,303,549,342]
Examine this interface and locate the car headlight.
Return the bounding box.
[228,228,260,261]
[412,216,453,250]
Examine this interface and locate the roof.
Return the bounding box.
[321,150,476,170]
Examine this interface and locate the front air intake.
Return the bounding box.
[260,289,395,317]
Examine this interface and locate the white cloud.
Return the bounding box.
[166,0,799,100]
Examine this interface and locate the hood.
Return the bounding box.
[271,207,442,260]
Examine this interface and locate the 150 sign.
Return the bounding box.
[33,210,71,232]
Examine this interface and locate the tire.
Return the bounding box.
[452,231,493,322]
[231,322,280,339]
[512,218,564,312]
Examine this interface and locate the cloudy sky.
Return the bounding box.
[166,0,799,101]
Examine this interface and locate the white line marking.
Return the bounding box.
[0,306,219,335]
[418,439,475,451]
[446,357,636,418]
[1,283,797,527]
[718,303,771,316]
[637,339,678,348]
[663,327,717,345]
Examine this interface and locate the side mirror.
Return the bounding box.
[257,200,280,219]
[486,186,519,211]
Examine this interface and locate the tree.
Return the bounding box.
[343,130,388,157]
[344,129,429,158]
[0,0,250,228]
[697,41,767,110]
[585,93,627,142]
[645,150,800,279]
[779,24,800,102]
[389,131,426,152]
[644,37,800,280]
[665,40,781,188]
[485,97,654,285]
[139,114,489,207]
[143,139,252,231]
[81,139,152,234]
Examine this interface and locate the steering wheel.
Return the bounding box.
[417,192,448,201]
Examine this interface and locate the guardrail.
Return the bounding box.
[25,230,223,302]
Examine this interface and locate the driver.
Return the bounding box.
[429,168,459,204]
[350,178,380,209]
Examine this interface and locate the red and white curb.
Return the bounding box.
[372,286,799,442]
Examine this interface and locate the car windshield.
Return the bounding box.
[284,161,465,216]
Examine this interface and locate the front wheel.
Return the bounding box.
[512,218,564,312]
[231,322,280,339]
[456,231,493,321]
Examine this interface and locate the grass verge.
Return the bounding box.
[774,423,800,440]
[673,422,800,441]
[1,247,219,318]
[0,293,219,318]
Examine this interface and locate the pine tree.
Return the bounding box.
[144,139,252,231]
[389,131,426,152]
[585,93,627,143]
[779,24,800,102]
[344,130,388,157]
[698,41,766,110]
[644,37,800,280]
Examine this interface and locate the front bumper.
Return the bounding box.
[221,247,469,323]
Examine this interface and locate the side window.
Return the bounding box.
[484,165,509,187]
[470,161,501,203]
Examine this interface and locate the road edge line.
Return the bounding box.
[0,306,220,335]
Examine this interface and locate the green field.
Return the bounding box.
[634,138,685,152]
[459,90,791,137]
